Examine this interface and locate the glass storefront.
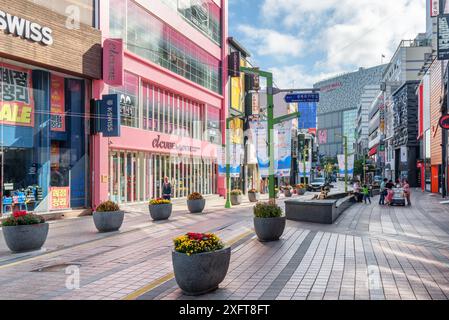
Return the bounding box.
[0,59,89,216]
[109,0,221,94]
[109,151,216,203]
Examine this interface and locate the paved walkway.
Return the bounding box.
[1,190,449,300]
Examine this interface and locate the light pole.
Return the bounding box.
[302,144,309,185]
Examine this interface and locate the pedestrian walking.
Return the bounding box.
[162,176,172,200]
[353,181,362,202]
[362,184,371,204]
[379,178,387,205]
[403,179,411,206]
[385,184,394,206]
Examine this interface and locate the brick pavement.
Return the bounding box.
[1,190,449,300]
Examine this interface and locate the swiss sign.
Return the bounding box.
[284,93,319,103]
[439,114,449,130]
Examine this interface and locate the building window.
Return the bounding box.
[109,72,139,128]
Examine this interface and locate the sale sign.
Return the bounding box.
[0,63,34,127]
[49,187,71,210]
[50,75,65,132]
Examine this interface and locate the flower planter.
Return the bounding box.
[149,203,172,220]
[284,189,292,197]
[230,195,242,205]
[172,247,231,296]
[2,223,49,253]
[253,216,286,242]
[93,211,124,232]
[296,188,306,196]
[187,199,206,214]
[248,192,260,203]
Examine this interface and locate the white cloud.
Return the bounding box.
[269,65,344,89]
[237,25,305,58]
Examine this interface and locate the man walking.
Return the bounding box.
[379,178,387,205]
[362,184,371,204]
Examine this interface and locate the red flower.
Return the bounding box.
[13,211,27,218]
[187,232,210,241]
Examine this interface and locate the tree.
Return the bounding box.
[354,159,364,177]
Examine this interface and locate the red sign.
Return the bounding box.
[49,187,70,210]
[103,38,124,86]
[0,63,34,127]
[439,114,449,130]
[50,75,65,132]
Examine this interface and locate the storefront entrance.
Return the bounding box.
[109,150,217,203]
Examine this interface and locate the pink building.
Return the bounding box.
[92,0,228,208]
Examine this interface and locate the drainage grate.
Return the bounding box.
[32,263,81,272]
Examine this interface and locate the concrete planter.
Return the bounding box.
[284,189,293,197]
[93,211,124,232]
[253,216,286,242]
[172,247,231,296]
[230,195,242,205]
[187,199,206,214]
[2,223,49,253]
[296,188,306,196]
[248,192,260,203]
[149,204,172,221]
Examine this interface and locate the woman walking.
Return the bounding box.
[162,176,172,200]
[385,184,394,206]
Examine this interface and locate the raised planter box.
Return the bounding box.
[2,223,49,252]
[93,211,124,232]
[172,247,231,296]
[285,194,355,224]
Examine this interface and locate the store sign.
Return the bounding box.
[228,51,240,77]
[99,94,121,137]
[431,0,440,17]
[152,135,176,150]
[0,10,53,45]
[49,187,70,210]
[50,75,65,132]
[0,63,34,127]
[439,114,449,129]
[438,14,449,60]
[103,38,124,86]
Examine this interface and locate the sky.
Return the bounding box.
[228,0,427,89]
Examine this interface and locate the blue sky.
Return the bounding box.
[228,0,427,88]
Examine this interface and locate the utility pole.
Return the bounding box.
[302,144,309,185]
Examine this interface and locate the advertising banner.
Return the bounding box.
[103,38,124,86]
[297,102,317,129]
[230,143,242,177]
[100,94,121,137]
[438,14,449,60]
[49,187,70,210]
[298,161,312,176]
[50,75,65,132]
[251,121,269,177]
[218,146,226,176]
[0,63,34,127]
[274,121,292,177]
[337,154,354,177]
[318,129,327,144]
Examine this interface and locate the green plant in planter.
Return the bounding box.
[253,202,283,218]
[96,200,120,212]
[230,189,242,196]
[2,211,45,227]
[248,189,258,193]
[188,192,204,200]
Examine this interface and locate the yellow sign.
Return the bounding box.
[49,187,70,210]
[230,118,243,144]
[230,58,247,112]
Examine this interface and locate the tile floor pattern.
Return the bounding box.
[1,190,449,300]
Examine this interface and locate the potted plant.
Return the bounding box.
[296,184,307,195]
[172,232,230,296]
[2,211,48,253]
[247,189,260,203]
[149,198,172,220]
[187,192,206,214]
[93,200,124,232]
[253,202,286,242]
[230,189,242,205]
[284,185,293,197]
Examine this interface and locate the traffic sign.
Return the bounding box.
[284,93,319,103]
[439,114,449,129]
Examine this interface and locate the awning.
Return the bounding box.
[369,145,378,156]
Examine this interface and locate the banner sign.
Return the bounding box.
[318,129,328,144]
[103,38,124,86]
[230,144,242,177]
[337,154,354,177]
[437,14,449,60]
[297,102,317,129]
[274,121,292,177]
[50,75,66,132]
[251,121,269,177]
[298,161,312,176]
[228,51,241,77]
[218,146,226,176]
[0,63,34,127]
[100,94,121,137]
[49,187,70,210]
[431,0,439,17]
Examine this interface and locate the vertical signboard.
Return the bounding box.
[230,143,242,177]
[438,14,449,60]
[228,51,240,77]
[431,0,440,17]
[251,121,269,177]
[297,102,317,129]
[100,94,121,137]
[50,75,65,132]
[337,154,354,177]
[49,187,71,210]
[217,146,226,176]
[274,122,292,176]
[103,38,124,86]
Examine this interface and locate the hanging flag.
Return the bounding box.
[274,121,292,177]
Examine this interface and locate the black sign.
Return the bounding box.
[245,73,260,91]
[438,14,449,60]
[228,51,240,77]
[439,114,449,129]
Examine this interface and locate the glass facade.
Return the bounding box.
[0,59,89,216]
[109,151,217,203]
[109,0,221,94]
[343,109,357,153]
[28,0,96,27]
[161,0,222,45]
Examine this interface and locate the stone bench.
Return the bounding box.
[285,194,355,224]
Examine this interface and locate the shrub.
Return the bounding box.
[230,189,242,196]
[96,200,120,212]
[253,202,283,218]
[174,232,224,256]
[188,192,203,200]
[149,198,171,205]
[248,189,258,193]
[296,184,305,189]
[2,211,45,227]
